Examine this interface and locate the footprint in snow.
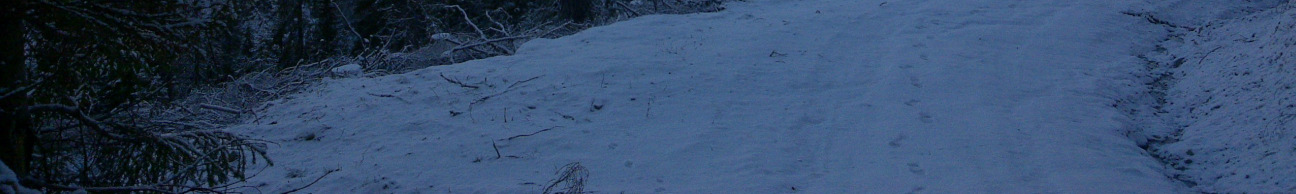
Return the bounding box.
[907,162,925,176]
[909,76,923,88]
[919,112,934,123]
[907,186,926,194]
[889,135,907,148]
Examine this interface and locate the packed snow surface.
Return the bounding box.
[232,0,1192,193]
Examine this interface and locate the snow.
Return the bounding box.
[331,64,364,77]
[1134,0,1289,28]
[1,161,39,194]
[229,0,1202,193]
[1132,2,1296,193]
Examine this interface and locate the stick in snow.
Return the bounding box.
[440,73,481,89]
[280,169,339,194]
[492,141,503,159]
[500,126,561,141]
[199,103,242,114]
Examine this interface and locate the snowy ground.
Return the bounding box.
[1126,0,1296,192]
[227,0,1206,193]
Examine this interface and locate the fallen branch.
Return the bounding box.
[440,73,481,89]
[469,76,543,110]
[447,5,487,40]
[150,120,207,130]
[281,169,339,194]
[506,76,544,89]
[366,92,410,103]
[492,141,502,159]
[538,21,573,38]
[445,20,573,60]
[500,126,561,141]
[21,176,229,194]
[450,35,531,55]
[439,36,495,61]
[199,103,242,114]
[1197,46,1225,65]
[614,1,643,16]
[660,0,680,11]
[20,178,169,193]
[242,83,277,96]
[27,104,127,140]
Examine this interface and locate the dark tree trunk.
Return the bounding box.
[0,0,33,178]
[559,0,595,22]
[351,0,386,54]
[311,0,338,57]
[275,0,308,68]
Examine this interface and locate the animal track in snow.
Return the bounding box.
[918,112,934,123]
[907,162,925,175]
[889,135,907,148]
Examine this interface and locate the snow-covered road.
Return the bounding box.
[233,0,1189,193]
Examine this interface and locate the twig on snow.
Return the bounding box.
[492,141,502,159]
[199,103,242,114]
[500,126,561,141]
[450,35,531,55]
[440,73,481,89]
[280,169,339,194]
[469,76,543,110]
[366,92,410,103]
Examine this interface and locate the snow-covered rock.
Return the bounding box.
[331,64,364,77]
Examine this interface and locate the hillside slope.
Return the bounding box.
[229,0,1189,193]
[1131,1,1296,192]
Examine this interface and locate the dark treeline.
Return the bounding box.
[0,0,725,192]
[0,0,622,192]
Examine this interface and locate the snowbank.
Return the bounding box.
[1131,1,1296,192]
[0,161,39,194]
[230,0,1189,193]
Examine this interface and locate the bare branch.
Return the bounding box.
[484,10,510,37]
[500,126,561,141]
[615,1,643,16]
[450,35,531,54]
[280,169,339,194]
[539,21,574,38]
[446,5,487,40]
[199,103,242,114]
[440,73,482,89]
[0,84,34,101]
[26,104,127,140]
[331,0,366,43]
[21,177,173,194]
[469,76,543,110]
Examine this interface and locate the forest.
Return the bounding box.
[0,0,724,192]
